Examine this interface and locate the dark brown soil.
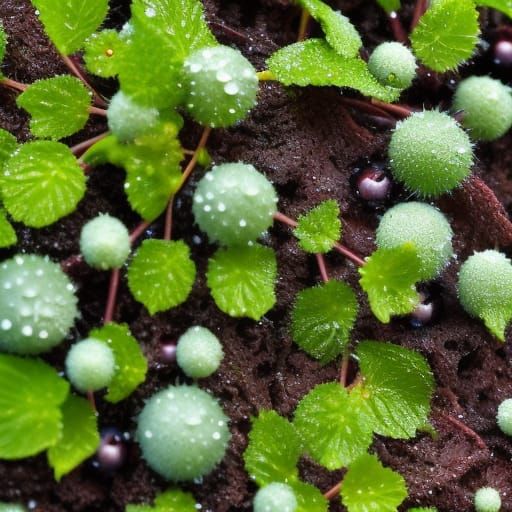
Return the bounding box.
[0,0,512,511]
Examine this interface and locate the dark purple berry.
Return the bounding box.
[494,40,512,67]
[95,428,127,472]
[356,168,392,201]
[159,340,177,364]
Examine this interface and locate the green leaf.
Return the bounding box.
[355,340,435,439]
[294,200,341,253]
[0,354,69,459]
[244,410,302,486]
[291,280,358,364]
[0,23,7,74]
[408,508,438,512]
[296,0,362,57]
[294,383,373,469]
[126,489,197,512]
[90,323,148,403]
[0,129,18,168]
[207,244,277,320]
[32,0,109,55]
[291,481,329,512]
[0,209,17,248]
[267,39,401,102]
[411,0,480,72]
[376,0,401,13]
[341,453,407,512]
[47,394,99,480]
[128,239,196,315]
[84,29,125,78]
[17,76,91,140]
[481,308,512,342]
[358,244,421,324]
[1,141,86,227]
[476,0,512,17]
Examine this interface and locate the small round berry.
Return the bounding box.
[176,326,224,379]
[355,167,392,202]
[107,91,160,142]
[136,385,230,481]
[193,162,278,246]
[376,202,454,281]
[253,483,298,512]
[497,398,512,436]
[494,40,512,67]
[158,340,177,365]
[368,42,417,89]
[65,338,115,393]
[80,214,131,270]
[183,45,258,128]
[474,487,501,512]
[452,76,512,141]
[388,110,473,197]
[95,427,127,472]
[0,255,78,355]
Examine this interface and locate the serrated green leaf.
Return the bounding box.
[128,239,196,315]
[376,0,401,13]
[481,307,512,342]
[0,354,69,459]
[32,0,109,55]
[294,383,373,469]
[84,29,125,78]
[267,39,401,102]
[359,244,421,324]
[355,341,435,439]
[1,141,86,228]
[291,280,358,364]
[411,0,480,72]
[0,209,17,248]
[341,453,407,512]
[17,76,91,140]
[47,394,99,480]
[296,0,361,57]
[294,200,341,254]
[207,244,277,320]
[291,481,329,512]
[476,0,512,17]
[90,323,148,403]
[126,489,197,512]
[0,129,18,168]
[244,410,302,485]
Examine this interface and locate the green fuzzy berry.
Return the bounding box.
[474,487,501,512]
[65,338,115,392]
[107,91,160,142]
[254,483,297,512]
[497,398,512,436]
[80,214,131,270]
[192,163,278,246]
[452,76,512,141]
[0,255,78,355]
[183,45,258,128]
[368,42,417,89]
[389,110,473,197]
[176,326,224,379]
[137,384,230,481]
[376,202,453,281]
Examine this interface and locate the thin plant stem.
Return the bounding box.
[87,390,97,412]
[70,131,109,156]
[0,77,28,92]
[273,211,297,229]
[297,9,311,41]
[316,253,329,283]
[323,481,342,500]
[340,97,395,120]
[103,268,120,324]
[340,347,349,387]
[209,21,249,43]
[164,196,175,241]
[371,98,413,119]
[388,11,408,44]
[410,0,427,31]
[89,106,108,117]
[129,220,151,244]
[333,242,366,267]
[61,253,83,272]
[441,413,487,450]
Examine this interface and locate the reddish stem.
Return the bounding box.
[70,131,109,156]
[340,348,349,387]
[388,12,408,44]
[87,390,97,412]
[273,211,298,229]
[333,242,366,267]
[103,268,120,324]
[164,196,175,241]
[371,98,413,119]
[441,413,487,450]
[340,97,396,121]
[410,0,428,31]
[129,220,152,244]
[297,9,311,41]
[1,77,28,92]
[89,106,108,117]
[323,482,342,500]
[316,253,330,283]
[209,21,249,43]
[61,253,84,272]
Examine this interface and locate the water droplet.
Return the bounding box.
[145,7,156,17]
[1,319,11,330]
[22,325,33,336]
[224,82,239,95]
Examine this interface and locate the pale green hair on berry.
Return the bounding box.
[376,202,453,281]
[389,110,473,197]
[193,162,278,246]
[183,45,258,128]
[497,398,512,436]
[368,42,417,89]
[80,213,131,270]
[453,76,512,141]
[254,483,298,512]
[474,487,501,512]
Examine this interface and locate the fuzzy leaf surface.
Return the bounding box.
[0,354,69,459]
[267,39,401,102]
[341,453,407,512]
[90,323,148,403]
[128,239,196,315]
[376,0,401,13]
[476,0,512,17]
[291,481,329,512]
[355,341,435,438]
[1,141,86,227]
[31,0,109,54]
[294,200,341,253]
[207,244,277,320]
[47,394,99,480]
[126,489,197,512]
[84,29,125,78]
[0,210,16,248]
[359,244,421,323]
[411,0,480,72]
[0,129,18,168]
[17,76,91,140]
[291,280,358,363]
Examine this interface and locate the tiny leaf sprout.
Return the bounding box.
[183,45,258,128]
[65,338,115,393]
[136,385,230,481]
[176,326,224,378]
[497,398,512,436]
[368,42,417,89]
[388,110,473,197]
[474,487,501,512]
[452,76,512,141]
[80,214,131,270]
[253,483,298,512]
[0,255,78,354]
[193,163,278,246]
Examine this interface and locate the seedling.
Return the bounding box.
[496,398,512,436]
[474,487,501,512]
[253,483,297,512]
[368,42,417,89]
